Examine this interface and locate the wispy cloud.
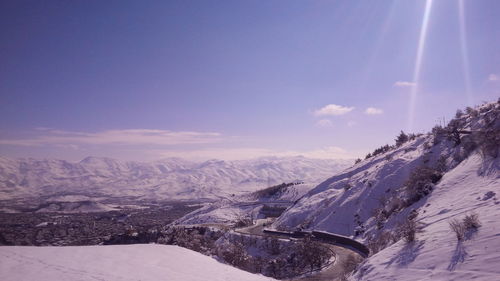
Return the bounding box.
[296,146,354,159]
[0,128,223,147]
[313,104,354,116]
[315,119,333,128]
[1,128,360,161]
[155,146,355,161]
[364,107,384,115]
[393,81,416,88]
[488,74,499,81]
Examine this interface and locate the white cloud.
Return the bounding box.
[488,74,499,81]
[347,121,357,127]
[0,128,223,147]
[393,81,416,88]
[315,119,333,128]
[294,146,354,159]
[155,146,355,161]
[313,104,354,116]
[364,107,384,115]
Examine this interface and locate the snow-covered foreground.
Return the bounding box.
[0,244,275,281]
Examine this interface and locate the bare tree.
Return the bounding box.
[293,235,331,272]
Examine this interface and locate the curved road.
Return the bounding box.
[235,219,364,281]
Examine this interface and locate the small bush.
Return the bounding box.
[446,119,463,145]
[355,158,362,164]
[371,144,393,157]
[449,213,481,241]
[461,135,478,156]
[463,213,481,230]
[405,166,442,204]
[340,254,363,281]
[474,129,500,158]
[435,156,447,173]
[432,125,447,145]
[423,141,432,150]
[388,197,404,214]
[367,231,393,254]
[396,211,420,244]
[395,131,409,146]
[466,106,479,117]
[449,219,466,241]
[401,218,417,243]
[372,206,388,230]
[408,133,419,141]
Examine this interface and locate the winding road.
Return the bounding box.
[234,219,365,281]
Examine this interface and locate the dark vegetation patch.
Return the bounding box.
[252,181,303,199]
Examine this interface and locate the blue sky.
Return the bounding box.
[1,0,499,161]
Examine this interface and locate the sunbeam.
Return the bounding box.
[458,0,473,105]
[407,0,434,132]
[360,0,397,83]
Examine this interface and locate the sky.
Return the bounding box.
[0,0,499,162]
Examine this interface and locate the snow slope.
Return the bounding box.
[272,135,438,235]
[271,102,500,280]
[353,154,500,281]
[0,244,275,281]
[0,156,352,201]
[175,182,314,225]
[274,103,499,236]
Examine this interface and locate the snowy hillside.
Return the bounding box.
[271,102,500,280]
[0,156,352,201]
[353,154,500,281]
[175,181,313,225]
[0,244,275,281]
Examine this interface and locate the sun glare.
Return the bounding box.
[407,0,434,132]
[458,0,473,106]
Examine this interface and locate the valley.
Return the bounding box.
[0,200,202,246]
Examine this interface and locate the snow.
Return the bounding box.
[353,154,500,281]
[272,136,434,236]
[175,182,313,225]
[0,244,275,281]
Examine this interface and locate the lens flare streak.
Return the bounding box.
[458,0,473,105]
[407,0,434,132]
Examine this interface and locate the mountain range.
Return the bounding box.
[0,156,352,202]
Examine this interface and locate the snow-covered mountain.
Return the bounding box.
[0,156,352,201]
[272,101,500,280]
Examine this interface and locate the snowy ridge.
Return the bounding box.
[0,156,352,201]
[272,136,433,236]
